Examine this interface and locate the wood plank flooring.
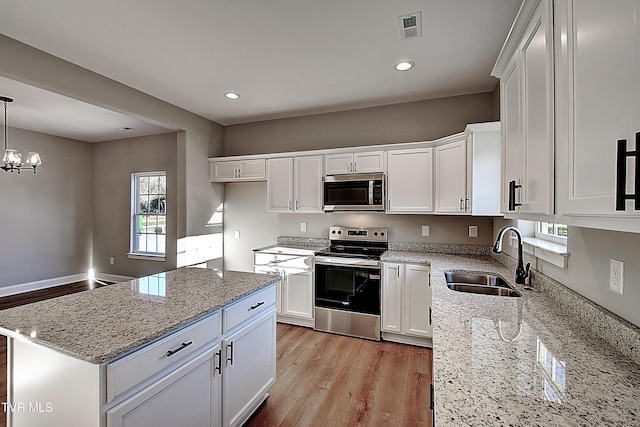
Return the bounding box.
[246,323,433,427]
[0,280,111,427]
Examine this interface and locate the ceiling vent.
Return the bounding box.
[398,12,422,40]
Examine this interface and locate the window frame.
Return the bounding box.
[129,171,167,260]
[535,222,568,245]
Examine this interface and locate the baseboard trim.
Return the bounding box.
[0,273,135,297]
[0,274,88,297]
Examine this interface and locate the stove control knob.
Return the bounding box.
[337,231,342,235]
[373,232,378,236]
[331,230,336,234]
[380,232,385,236]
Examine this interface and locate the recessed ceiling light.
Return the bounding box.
[394,61,415,72]
[224,92,241,100]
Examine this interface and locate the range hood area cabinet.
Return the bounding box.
[211,158,266,182]
[324,150,385,175]
[492,0,555,218]
[494,0,640,232]
[266,156,323,213]
[433,122,502,216]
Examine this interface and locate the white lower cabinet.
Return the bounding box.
[221,310,277,427]
[381,263,432,346]
[107,345,221,427]
[282,270,313,319]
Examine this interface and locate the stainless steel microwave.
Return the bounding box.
[323,173,385,212]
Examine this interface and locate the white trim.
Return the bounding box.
[127,253,166,262]
[510,235,569,269]
[0,272,137,297]
[0,273,87,297]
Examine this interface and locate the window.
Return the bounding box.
[535,222,567,244]
[130,172,166,258]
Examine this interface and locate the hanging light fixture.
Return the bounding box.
[1,96,41,174]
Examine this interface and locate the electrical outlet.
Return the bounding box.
[609,259,624,294]
[234,230,240,239]
[421,226,430,236]
[469,225,478,238]
[301,222,307,232]
[109,257,115,265]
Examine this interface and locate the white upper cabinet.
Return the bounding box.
[267,156,323,213]
[434,123,502,215]
[434,138,467,214]
[555,0,640,224]
[386,148,433,213]
[493,0,555,217]
[210,159,266,182]
[325,150,384,175]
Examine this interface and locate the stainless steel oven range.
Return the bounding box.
[314,226,387,340]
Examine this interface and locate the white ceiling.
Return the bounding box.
[0,0,521,140]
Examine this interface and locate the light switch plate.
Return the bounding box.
[234,230,240,239]
[301,222,307,232]
[469,225,478,238]
[609,259,624,294]
[421,226,430,236]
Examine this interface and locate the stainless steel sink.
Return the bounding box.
[444,270,521,297]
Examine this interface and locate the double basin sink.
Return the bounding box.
[444,270,521,297]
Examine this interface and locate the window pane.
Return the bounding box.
[139,176,148,194]
[136,234,147,252]
[157,235,166,253]
[159,175,166,194]
[139,195,150,213]
[557,224,568,237]
[148,176,158,194]
[146,235,157,253]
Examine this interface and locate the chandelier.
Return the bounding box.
[1,96,41,174]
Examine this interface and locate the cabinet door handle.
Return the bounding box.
[227,342,234,366]
[465,197,470,212]
[214,348,222,375]
[508,180,522,211]
[429,306,432,326]
[354,162,357,172]
[166,341,193,358]
[430,384,434,411]
[459,197,464,211]
[288,200,292,211]
[296,200,299,210]
[616,135,640,211]
[248,301,265,311]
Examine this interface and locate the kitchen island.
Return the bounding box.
[383,251,640,426]
[0,268,279,427]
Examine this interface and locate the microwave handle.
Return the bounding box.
[368,180,374,205]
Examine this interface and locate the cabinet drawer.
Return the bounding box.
[223,285,276,333]
[106,312,220,403]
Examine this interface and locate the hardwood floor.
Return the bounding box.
[246,323,433,427]
[0,280,111,427]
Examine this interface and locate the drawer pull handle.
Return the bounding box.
[508,180,521,211]
[248,301,265,311]
[166,341,193,358]
[616,135,640,211]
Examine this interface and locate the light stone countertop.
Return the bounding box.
[383,251,640,426]
[0,268,279,364]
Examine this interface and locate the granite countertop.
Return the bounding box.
[0,268,279,364]
[253,243,327,254]
[384,251,640,426]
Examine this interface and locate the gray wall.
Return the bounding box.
[224,182,494,272]
[92,133,178,278]
[0,34,223,242]
[223,93,495,156]
[494,218,640,328]
[0,127,93,287]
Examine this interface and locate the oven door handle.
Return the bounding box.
[315,256,380,268]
